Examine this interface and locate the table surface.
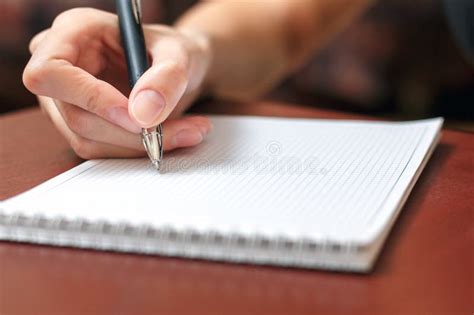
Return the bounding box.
[0,102,472,315]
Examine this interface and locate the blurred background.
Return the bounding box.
[0,0,472,129]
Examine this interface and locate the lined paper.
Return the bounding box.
[2,116,443,245]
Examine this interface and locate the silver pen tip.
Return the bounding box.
[141,125,164,173]
[152,160,161,171]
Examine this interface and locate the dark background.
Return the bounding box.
[0,0,472,129]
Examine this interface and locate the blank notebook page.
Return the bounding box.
[2,116,443,246]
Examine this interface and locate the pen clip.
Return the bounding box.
[131,0,142,24]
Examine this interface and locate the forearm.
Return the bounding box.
[176,0,374,101]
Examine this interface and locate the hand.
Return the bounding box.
[23,8,213,159]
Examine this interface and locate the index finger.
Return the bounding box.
[23,9,140,133]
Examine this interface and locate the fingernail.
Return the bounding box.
[131,90,165,127]
[108,107,141,133]
[172,129,203,147]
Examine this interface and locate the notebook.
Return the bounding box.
[0,116,443,272]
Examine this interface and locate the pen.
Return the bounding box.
[116,0,163,171]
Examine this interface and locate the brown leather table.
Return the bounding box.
[0,102,472,315]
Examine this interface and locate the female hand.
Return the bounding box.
[23,8,212,159]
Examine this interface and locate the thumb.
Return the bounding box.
[129,60,188,128]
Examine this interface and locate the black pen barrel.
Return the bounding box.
[116,0,149,87]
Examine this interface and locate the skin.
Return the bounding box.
[23,0,373,159]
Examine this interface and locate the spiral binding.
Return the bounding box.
[0,210,362,270]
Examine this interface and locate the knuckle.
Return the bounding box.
[52,9,78,26]
[163,60,188,83]
[29,30,48,54]
[83,84,102,114]
[23,59,48,94]
[28,39,37,55]
[61,106,90,136]
[85,93,99,113]
[53,8,100,27]
[190,115,209,123]
[70,136,95,160]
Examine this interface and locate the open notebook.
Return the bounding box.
[0,116,443,272]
